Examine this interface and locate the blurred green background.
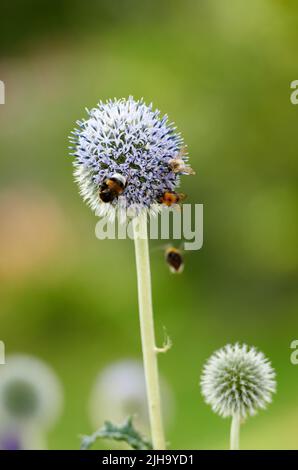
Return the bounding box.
[0,0,298,450]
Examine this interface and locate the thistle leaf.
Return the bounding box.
[80,417,153,450]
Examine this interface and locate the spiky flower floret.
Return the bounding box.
[200,344,276,419]
[69,97,189,219]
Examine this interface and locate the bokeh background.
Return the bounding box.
[0,0,298,449]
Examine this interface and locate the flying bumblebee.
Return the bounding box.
[168,147,195,175]
[165,246,184,274]
[99,173,127,203]
[159,191,186,207]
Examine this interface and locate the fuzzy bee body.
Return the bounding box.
[159,191,186,207]
[168,146,195,175]
[168,158,195,175]
[165,247,184,274]
[99,174,127,203]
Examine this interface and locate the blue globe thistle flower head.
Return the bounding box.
[69,97,190,220]
[0,430,22,450]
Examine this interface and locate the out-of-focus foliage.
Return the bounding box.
[0,0,297,449]
[0,0,177,56]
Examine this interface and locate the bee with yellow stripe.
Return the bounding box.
[165,246,184,274]
[99,173,127,203]
[159,191,186,207]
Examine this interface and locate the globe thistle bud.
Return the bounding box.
[200,344,276,419]
[0,355,63,430]
[69,97,191,220]
[0,425,46,450]
[89,359,174,434]
[0,428,22,450]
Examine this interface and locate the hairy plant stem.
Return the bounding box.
[133,212,166,450]
[230,412,240,450]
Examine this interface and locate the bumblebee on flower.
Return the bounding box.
[69,97,194,221]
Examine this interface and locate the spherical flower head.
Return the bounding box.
[69,97,189,219]
[89,359,174,433]
[200,344,276,419]
[0,355,63,430]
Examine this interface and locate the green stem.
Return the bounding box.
[230,412,240,450]
[133,212,166,450]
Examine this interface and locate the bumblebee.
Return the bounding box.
[168,147,195,175]
[159,191,186,207]
[99,174,127,203]
[165,247,184,274]
[168,158,195,175]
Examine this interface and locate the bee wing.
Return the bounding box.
[151,243,169,253]
[178,145,188,157]
[184,166,196,175]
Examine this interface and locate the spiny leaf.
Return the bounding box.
[80,417,153,450]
